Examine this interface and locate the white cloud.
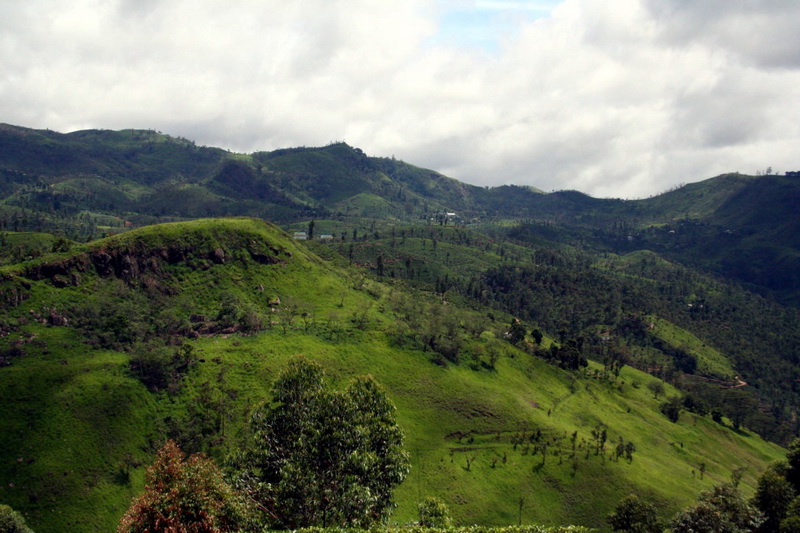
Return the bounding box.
[1,0,799,198]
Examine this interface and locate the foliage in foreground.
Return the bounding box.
[751,438,800,532]
[117,440,254,533]
[671,484,763,533]
[231,356,410,529]
[606,494,661,532]
[418,497,453,529]
[116,517,593,533]
[0,504,34,533]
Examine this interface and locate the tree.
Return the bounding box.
[661,396,683,423]
[672,484,763,533]
[418,497,453,528]
[232,356,410,529]
[753,463,795,533]
[781,497,800,532]
[786,439,800,491]
[508,319,526,344]
[607,494,661,532]
[0,504,33,533]
[647,380,665,400]
[118,440,253,533]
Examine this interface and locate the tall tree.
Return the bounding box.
[232,356,410,529]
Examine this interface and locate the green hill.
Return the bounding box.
[3,123,800,307]
[0,218,786,532]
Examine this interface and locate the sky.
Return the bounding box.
[1,0,799,199]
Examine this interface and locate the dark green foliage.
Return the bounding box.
[660,396,683,423]
[508,320,526,345]
[782,498,800,532]
[682,394,709,416]
[129,343,196,393]
[646,381,665,400]
[607,494,661,532]
[786,439,800,491]
[117,440,254,532]
[232,357,410,529]
[544,339,588,371]
[418,497,454,528]
[0,504,34,533]
[672,484,763,533]
[753,462,795,532]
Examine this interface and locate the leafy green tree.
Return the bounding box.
[418,496,453,528]
[647,381,665,400]
[232,356,410,529]
[508,319,526,344]
[118,440,253,533]
[672,484,763,533]
[660,396,683,423]
[531,328,544,345]
[607,494,661,532]
[786,439,800,491]
[0,504,33,533]
[752,462,795,532]
[782,497,800,532]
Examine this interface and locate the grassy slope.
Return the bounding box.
[0,218,785,532]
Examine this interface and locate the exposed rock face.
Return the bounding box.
[0,274,31,308]
[17,232,289,295]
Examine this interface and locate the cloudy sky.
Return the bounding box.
[2,0,799,198]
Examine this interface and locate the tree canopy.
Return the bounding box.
[232,356,410,529]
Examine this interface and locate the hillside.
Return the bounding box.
[0,218,786,532]
[3,124,800,306]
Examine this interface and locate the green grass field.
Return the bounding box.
[0,218,786,532]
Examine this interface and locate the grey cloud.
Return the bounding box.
[1,0,800,199]
[643,0,800,69]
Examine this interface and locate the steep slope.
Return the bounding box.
[325,221,800,444]
[0,219,785,532]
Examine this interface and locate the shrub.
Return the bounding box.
[418,497,453,528]
[0,504,34,533]
[607,494,661,532]
[117,440,254,533]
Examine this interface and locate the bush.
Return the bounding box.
[660,397,682,423]
[117,440,254,533]
[0,504,34,533]
[672,484,763,533]
[128,343,196,392]
[419,497,453,528]
[607,494,661,532]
